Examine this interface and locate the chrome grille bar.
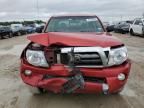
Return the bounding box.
[60,47,110,68]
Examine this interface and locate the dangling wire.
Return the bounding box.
[62,47,85,93]
[68,47,75,71]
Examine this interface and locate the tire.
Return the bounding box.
[121,31,125,34]
[1,34,9,39]
[112,91,121,95]
[0,36,4,39]
[130,29,134,36]
[27,85,44,95]
[0,36,3,39]
[9,32,13,38]
[111,88,124,95]
[142,27,144,37]
[17,32,21,36]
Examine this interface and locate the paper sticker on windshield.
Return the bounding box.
[86,18,98,22]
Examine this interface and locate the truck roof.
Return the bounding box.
[51,14,97,18]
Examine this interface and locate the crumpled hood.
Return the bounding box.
[27,32,123,47]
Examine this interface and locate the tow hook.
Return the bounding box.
[102,83,109,94]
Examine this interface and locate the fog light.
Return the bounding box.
[118,73,125,81]
[24,70,32,76]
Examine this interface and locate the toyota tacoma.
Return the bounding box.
[20,14,131,95]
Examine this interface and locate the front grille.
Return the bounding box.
[61,52,103,66]
[43,74,105,83]
[84,76,106,83]
[60,47,109,68]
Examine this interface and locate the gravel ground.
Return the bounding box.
[0,33,144,108]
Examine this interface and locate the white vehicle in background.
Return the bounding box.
[11,24,26,36]
[129,18,144,36]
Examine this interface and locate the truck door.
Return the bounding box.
[133,19,143,34]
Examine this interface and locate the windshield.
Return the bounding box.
[46,16,104,33]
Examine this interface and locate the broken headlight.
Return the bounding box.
[26,50,49,67]
[108,46,128,66]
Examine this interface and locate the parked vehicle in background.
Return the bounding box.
[129,18,144,36]
[36,25,45,33]
[114,21,133,34]
[0,26,13,39]
[106,22,115,32]
[11,24,26,36]
[23,26,35,34]
[29,23,45,33]
[20,14,131,95]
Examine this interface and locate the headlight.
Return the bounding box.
[26,50,49,67]
[108,46,128,66]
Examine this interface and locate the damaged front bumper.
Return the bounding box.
[20,60,131,94]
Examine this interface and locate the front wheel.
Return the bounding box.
[130,29,134,36]
[142,27,144,37]
[112,91,121,95]
[1,35,9,39]
[9,32,13,38]
[17,32,21,36]
[111,87,124,95]
[0,36,3,39]
[26,85,44,95]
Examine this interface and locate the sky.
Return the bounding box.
[0,0,144,21]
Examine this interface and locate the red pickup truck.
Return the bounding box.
[20,14,131,95]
